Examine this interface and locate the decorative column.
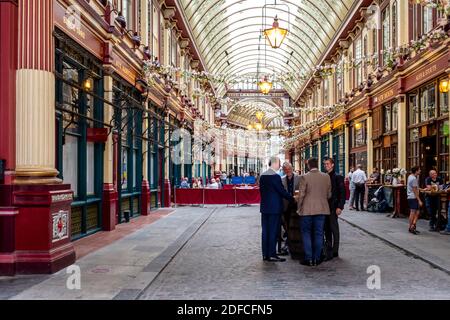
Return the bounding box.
[2,0,75,275]
[102,74,118,228]
[367,111,374,175]
[141,112,150,215]
[163,110,171,207]
[397,95,408,169]
[15,0,59,184]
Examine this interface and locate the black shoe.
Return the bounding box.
[409,228,418,235]
[277,251,289,256]
[429,227,438,232]
[300,259,314,266]
[263,257,269,261]
[267,256,286,262]
[333,252,339,258]
[324,255,333,261]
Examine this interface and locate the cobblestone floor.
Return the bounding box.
[2,205,450,300]
[139,205,450,300]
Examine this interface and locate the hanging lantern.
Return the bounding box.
[255,123,263,131]
[83,78,93,91]
[247,123,254,130]
[258,76,272,95]
[255,110,265,121]
[439,78,449,93]
[263,16,288,49]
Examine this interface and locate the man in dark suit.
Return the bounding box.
[259,156,294,262]
[323,157,346,260]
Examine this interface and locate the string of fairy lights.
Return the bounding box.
[141,0,450,150]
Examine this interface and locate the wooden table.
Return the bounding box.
[384,185,407,218]
[420,189,449,230]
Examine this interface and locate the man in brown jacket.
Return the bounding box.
[297,158,332,266]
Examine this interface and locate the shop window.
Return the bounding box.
[55,29,104,239]
[374,147,383,172]
[408,128,420,169]
[87,142,95,195]
[63,134,79,197]
[439,121,449,181]
[121,146,128,190]
[352,121,367,148]
[409,94,419,125]
[384,105,392,133]
[439,81,449,116]
[420,84,436,121]
[383,101,398,133]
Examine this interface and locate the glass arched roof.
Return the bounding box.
[227,98,285,130]
[180,0,354,98]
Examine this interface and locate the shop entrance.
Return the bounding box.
[420,135,437,184]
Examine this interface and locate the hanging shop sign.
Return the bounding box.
[403,53,449,92]
[87,128,108,143]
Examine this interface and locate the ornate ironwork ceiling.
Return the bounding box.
[180,0,354,99]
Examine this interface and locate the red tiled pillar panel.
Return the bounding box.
[13,185,75,274]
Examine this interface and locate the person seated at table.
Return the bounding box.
[425,169,444,232]
[180,177,190,189]
[192,178,200,188]
[207,178,219,189]
[197,177,203,188]
[220,171,228,185]
[369,168,381,184]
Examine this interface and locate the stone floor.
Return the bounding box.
[1,205,450,300]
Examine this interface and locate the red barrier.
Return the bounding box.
[175,188,203,205]
[204,189,236,205]
[235,188,260,204]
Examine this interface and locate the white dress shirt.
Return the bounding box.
[351,169,367,184]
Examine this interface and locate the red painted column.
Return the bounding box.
[0,0,75,275]
[141,180,151,215]
[0,0,17,183]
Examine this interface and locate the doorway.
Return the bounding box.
[420,136,437,185]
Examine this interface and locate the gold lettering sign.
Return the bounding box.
[113,59,136,83]
[63,16,86,40]
[415,64,438,82]
[375,88,395,105]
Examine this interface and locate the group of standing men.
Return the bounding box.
[259,156,346,266]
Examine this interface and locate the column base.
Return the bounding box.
[102,183,118,231]
[141,180,151,215]
[0,184,76,275]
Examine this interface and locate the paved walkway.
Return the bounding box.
[1,205,450,299]
[340,208,450,274]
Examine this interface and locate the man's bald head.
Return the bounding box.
[269,156,281,171]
